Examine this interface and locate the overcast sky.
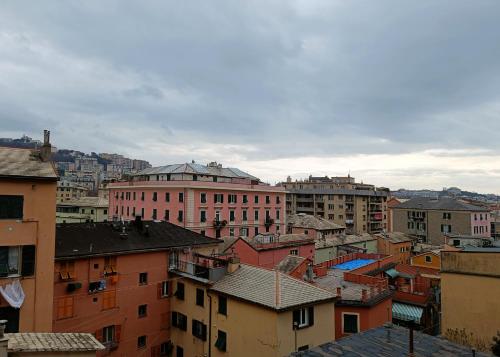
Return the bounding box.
[1,1,500,193]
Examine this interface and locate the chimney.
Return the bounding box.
[336,287,341,298]
[0,320,8,357]
[40,129,52,162]
[227,257,240,273]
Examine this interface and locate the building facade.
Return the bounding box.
[441,248,500,352]
[375,232,412,264]
[52,220,220,357]
[286,213,346,239]
[392,197,491,246]
[108,162,286,239]
[56,197,109,223]
[280,176,389,235]
[0,136,57,333]
[56,180,88,203]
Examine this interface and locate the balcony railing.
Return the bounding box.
[169,259,227,281]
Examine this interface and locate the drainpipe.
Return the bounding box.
[207,292,212,357]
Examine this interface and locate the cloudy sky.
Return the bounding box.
[1,1,500,193]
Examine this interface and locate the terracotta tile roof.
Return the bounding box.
[210,264,335,311]
[6,333,104,352]
[375,232,413,243]
[287,214,345,231]
[0,147,57,180]
[289,325,491,356]
[275,255,307,274]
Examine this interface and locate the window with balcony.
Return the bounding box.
[228,194,237,204]
[214,194,224,204]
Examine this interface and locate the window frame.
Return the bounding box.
[342,312,359,334]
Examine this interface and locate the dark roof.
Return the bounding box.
[393,197,489,212]
[289,325,490,356]
[55,221,221,259]
[0,147,57,180]
[286,188,388,197]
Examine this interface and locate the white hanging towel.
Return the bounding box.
[0,279,25,308]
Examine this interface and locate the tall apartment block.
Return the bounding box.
[0,131,57,332]
[392,197,491,245]
[108,162,286,238]
[280,175,389,234]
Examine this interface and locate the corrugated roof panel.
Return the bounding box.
[392,302,423,323]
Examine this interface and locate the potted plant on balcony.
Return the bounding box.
[264,218,274,227]
[213,219,227,229]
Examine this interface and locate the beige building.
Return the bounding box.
[392,197,491,245]
[56,197,108,223]
[281,176,389,235]
[56,180,88,203]
[0,134,57,333]
[441,248,500,352]
[169,255,336,357]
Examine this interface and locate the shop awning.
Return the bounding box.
[392,302,423,323]
[385,268,399,278]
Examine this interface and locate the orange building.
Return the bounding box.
[376,232,412,264]
[0,132,57,332]
[52,219,220,356]
[411,250,441,270]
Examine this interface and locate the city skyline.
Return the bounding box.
[2,1,500,193]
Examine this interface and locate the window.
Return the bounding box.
[218,295,227,315]
[178,210,183,222]
[276,196,281,204]
[293,307,314,329]
[137,335,147,349]
[200,210,207,223]
[342,313,358,333]
[229,210,235,222]
[254,227,259,236]
[176,346,184,357]
[139,272,148,285]
[102,290,116,310]
[152,209,157,220]
[290,249,298,256]
[276,210,280,220]
[266,196,270,204]
[453,239,460,246]
[254,195,259,204]
[141,192,145,201]
[242,210,247,221]
[175,282,185,300]
[57,260,75,280]
[193,174,198,181]
[228,194,237,204]
[196,288,204,307]
[133,192,136,200]
[178,192,184,203]
[0,246,20,277]
[165,192,170,202]
[254,210,259,220]
[141,208,144,219]
[164,210,170,221]
[242,195,248,204]
[214,194,224,204]
[160,342,172,356]
[20,245,35,277]
[138,304,147,318]
[425,255,432,263]
[192,320,207,341]
[159,281,169,298]
[171,311,187,331]
[229,228,234,236]
[102,325,115,343]
[153,192,158,201]
[441,224,451,233]
[200,193,207,204]
[443,212,451,220]
[56,296,74,319]
[215,330,227,352]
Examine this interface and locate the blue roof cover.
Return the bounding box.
[333,259,375,271]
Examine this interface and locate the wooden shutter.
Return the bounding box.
[115,325,122,342]
[21,245,36,276]
[308,306,314,326]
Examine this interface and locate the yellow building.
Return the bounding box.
[169,257,336,357]
[0,133,57,332]
[441,248,500,352]
[56,180,88,202]
[410,250,441,270]
[56,197,109,223]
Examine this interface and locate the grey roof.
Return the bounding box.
[287,213,345,231]
[375,232,413,243]
[393,197,489,212]
[6,333,104,352]
[316,234,376,249]
[210,264,335,311]
[0,147,57,180]
[275,255,307,274]
[57,196,108,208]
[135,162,260,181]
[289,325,491,356]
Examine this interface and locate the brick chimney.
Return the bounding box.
[40,129,52,162]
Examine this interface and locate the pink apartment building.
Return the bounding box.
[108,162,286,238]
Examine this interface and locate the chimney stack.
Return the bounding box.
[40,129,52,162]
[227,257,240,273]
